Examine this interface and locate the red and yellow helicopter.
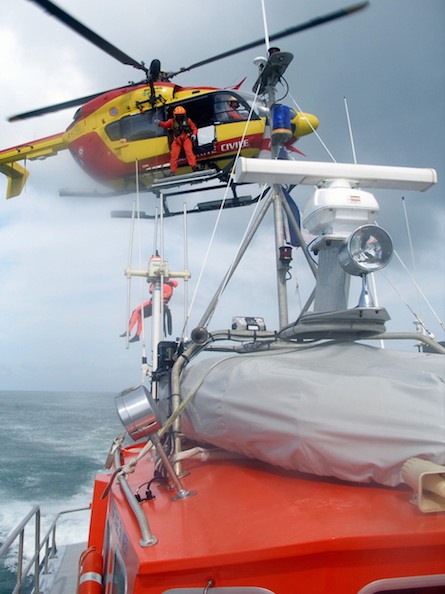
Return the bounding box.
[0,0,368,199]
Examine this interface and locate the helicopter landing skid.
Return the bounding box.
[149,169,219,193]
[59,168,223,198]
[111,193,257,220]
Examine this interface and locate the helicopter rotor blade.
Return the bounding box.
[168,2,369,77]
[8,89,118,122]
[26,0,149,75]
[9,2,368,122]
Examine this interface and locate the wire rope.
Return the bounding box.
[401,196,423,320]
[391,250,444,334]
[288,91,337,162]
[134,159,148,347]
[180,88,263,336]
[123,201,137,348]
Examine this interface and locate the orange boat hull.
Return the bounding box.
[87,444,445,593]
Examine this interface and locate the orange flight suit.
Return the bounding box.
[159,117,198,173]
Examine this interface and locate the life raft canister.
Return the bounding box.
[77,546,103,594]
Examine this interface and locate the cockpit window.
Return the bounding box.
[214,92,255,123]
[105,109,166,142]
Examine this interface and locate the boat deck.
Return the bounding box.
[94,446,445,593]
[41,542,85,594]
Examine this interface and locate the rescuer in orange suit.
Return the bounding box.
[121,279,178,342]
[155,106,198,174]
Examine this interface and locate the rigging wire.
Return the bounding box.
[374,215,443,335]
[381,269,433,336]
[401,196,423,321]
[123,200,137,349]
[343,96,358,165]
[134,159,148,350]
[343,97,383,346]
[390,250,444,335]
[180,88,263,337]
[288,91,337,162]
[158,192,165,344]
[183,203,189,338]
[123,161,145,349]
[208,183,270,314]
[123,160,152,380]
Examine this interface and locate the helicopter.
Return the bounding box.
[0,0,369,200]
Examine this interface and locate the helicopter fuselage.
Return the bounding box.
[0,81,318,198]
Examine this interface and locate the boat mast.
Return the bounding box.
[259,1,290,328]
[268,82,289,328]
[256,48,295,328]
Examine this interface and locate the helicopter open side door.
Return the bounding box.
[196,125,216,155]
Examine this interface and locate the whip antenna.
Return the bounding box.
[261,0,271,52]
[183,203,189,338]
[344,97,358,164]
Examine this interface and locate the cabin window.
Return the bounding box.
[360,582,445,594]
[356,574,445,593]
[105,109,166,142]
[102,521,111,586]
[110,547,127,594]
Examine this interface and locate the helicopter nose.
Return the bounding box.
[291,112,319,139]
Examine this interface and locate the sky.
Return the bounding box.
[0,0,444,392]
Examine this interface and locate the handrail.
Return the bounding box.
[370,332,445,353]
[0,505,89,594]
[113,448,158,547]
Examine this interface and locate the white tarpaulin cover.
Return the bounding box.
[179,342,445,486]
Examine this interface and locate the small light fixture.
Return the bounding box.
[279,245,293,267]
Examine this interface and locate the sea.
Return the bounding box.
[0,390,124,594]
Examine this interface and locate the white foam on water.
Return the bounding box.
[0,481,94,575]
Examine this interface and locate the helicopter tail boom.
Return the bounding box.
[0,132,67,198]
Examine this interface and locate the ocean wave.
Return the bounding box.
[0,390,123,594]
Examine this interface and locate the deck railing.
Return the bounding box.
[0,505,89,594]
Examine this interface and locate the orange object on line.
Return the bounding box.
[77,546,103,594]
[128,279,178,337]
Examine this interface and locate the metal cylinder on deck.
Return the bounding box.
[271,104,292,146]
[115,385,163,441]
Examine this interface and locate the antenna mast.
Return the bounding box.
[255,3,295,327]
